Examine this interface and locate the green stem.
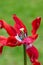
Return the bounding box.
[23,45,27,65]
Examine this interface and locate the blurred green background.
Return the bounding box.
[0,0,43,65]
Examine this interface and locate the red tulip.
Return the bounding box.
[0,15,41,65]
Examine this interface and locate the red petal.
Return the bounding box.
[6,42,17,47]
[0,36,17,47]
[14,24,21,34]
[7,36,22,47]
[29,34,38,40]
[26,46,39,63]
[0,36,22,47]
[31,17,41,35]
[33,61,41,65]
[23,36,35,45]
[0,36,7,46]
[0,20,17,36]
[13,14,27,34]
[6,36,17,47]
[0,36,5,54]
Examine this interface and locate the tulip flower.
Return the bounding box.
[0,14,41,65]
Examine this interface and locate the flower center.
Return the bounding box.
[19,28,27,40]
[15,28,27,42]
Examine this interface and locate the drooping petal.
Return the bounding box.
[13,14,27,34]
[0,36,7,54]
[26,46,39,63]
[0,20,17,36]
[31,17,41,35]
[0,46,3,54]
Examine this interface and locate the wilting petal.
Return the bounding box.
[0,46,3,54]
[31,17,41,35]
[0,36,7,54]
[13,14,27,34]
[0,20,17,36]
